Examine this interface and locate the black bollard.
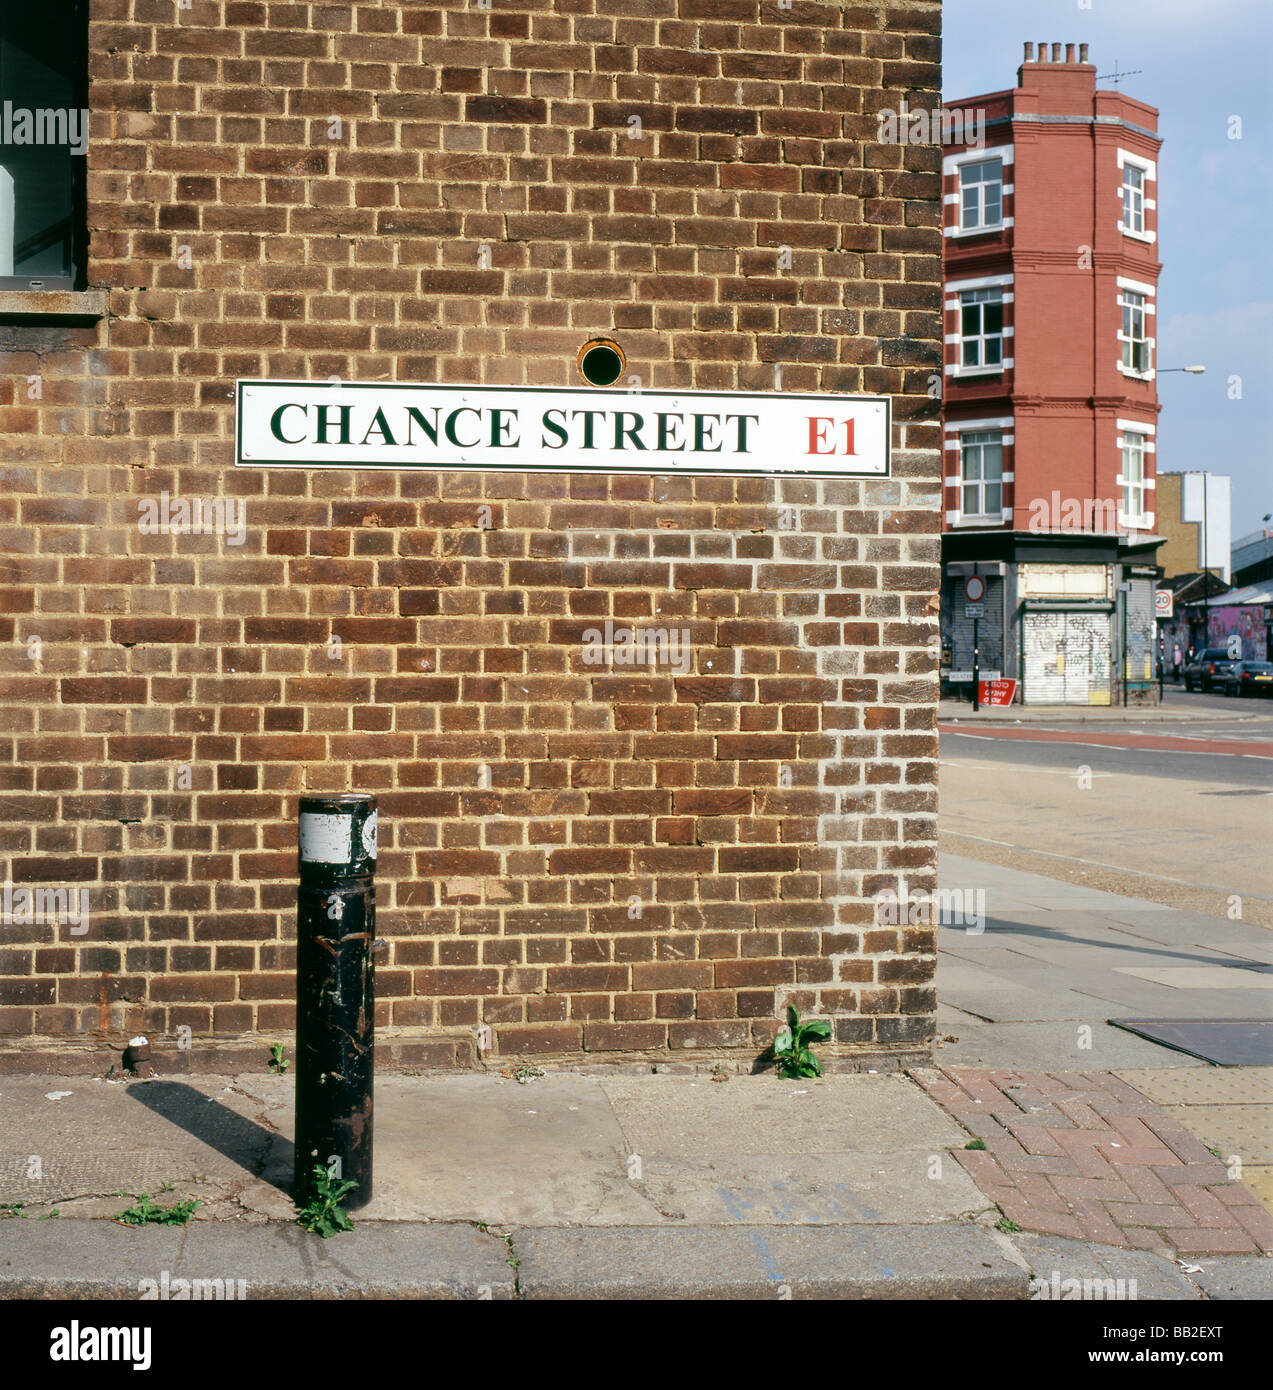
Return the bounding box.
[294,793,378,1211]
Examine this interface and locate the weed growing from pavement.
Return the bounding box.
[114,1194,201,1227]
[995,1215,1022,1234]
[0,1202,26,1219]
[965,1139,987,1150]
[294,1165,357,1238]
[268,1042,289,1074]
[758,1006,832,1078]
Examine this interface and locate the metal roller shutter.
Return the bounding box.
[1023,610,1112,705]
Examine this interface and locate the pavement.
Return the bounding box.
[938,688,1256,723]
[0,857,1270,1300]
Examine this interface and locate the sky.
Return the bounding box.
[943,0,1271,543]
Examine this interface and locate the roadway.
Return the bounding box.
[937,694,1273,926]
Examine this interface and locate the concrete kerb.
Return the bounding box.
[3,1219,1268,1299]
[0,1219,1026,1300]
[938,702,1255,724]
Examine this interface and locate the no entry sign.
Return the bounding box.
[235,380,890,478]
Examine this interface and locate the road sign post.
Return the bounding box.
[295,793,378,1211]
[972,622,980,711]
[964,576,986,712]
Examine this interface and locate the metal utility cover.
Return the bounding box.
[1108,1019,1273,1067]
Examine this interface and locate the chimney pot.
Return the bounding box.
[1038,40,1049,61]
[1079,43,1089,63]
[1024,41,1034,61]
[1052,42,1062,62]
[1066,43,1076,63]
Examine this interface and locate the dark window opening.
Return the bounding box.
[0,2,89,291]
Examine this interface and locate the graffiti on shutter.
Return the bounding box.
[1023,611,1112,705]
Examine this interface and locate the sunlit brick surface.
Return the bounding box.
[0,0,942,1067]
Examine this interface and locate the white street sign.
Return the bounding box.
[235,380,891,478]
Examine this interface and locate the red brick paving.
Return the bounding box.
[915,1067,1273,1256]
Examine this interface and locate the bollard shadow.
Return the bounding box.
[127,1080,294,1196]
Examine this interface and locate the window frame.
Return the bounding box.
[1116,147,1157,244]
[958,287,1005,370]
[1119,288,1152,376]
[958,158,1004,232]
[959,429,1005,520]
[1121,164,1145,234]
[1120,432,1147,523]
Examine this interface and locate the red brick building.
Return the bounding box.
[939,42,1163,705]
[0,0,943,1074]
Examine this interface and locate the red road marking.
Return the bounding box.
[938,724,1273,757]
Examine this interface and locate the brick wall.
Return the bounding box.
[0,0,943,1071]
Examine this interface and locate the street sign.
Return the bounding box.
[978,678,1017,706]
[235,380,891,478]
[963,575,986,603]
[964,603,985,618]
[947,670,1000,682]
[1154,589,1173,618]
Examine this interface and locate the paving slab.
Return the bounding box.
[634,1153,991,1225]
[598,1073,989,1225]
[934,1008,1201,1070]
[1009,1233,1204,1300]
[512,1223,1027,1299]
[0,1075,280,1213]
[1186,1257,1273,1301]
[1116,1068,1273,1106]
[939,981,1121,1023]
[1114,966,1273,990]
[239,1072,658,1226]
[1161,1106,1273,1165]
[599,1072,966,1155]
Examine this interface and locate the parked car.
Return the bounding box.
[1221,661,1273,697]
[1183,647,1237,692]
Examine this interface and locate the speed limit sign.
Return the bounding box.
[963,575,986,603]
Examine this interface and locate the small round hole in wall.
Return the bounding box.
[577,338,626,387]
